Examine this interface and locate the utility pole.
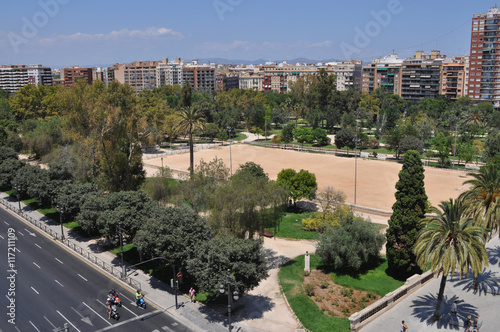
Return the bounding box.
[117,223,126,279]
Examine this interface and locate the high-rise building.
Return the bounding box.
[114,60,159,94]
[0,64,52,93]
[156,58,184,87]
[62,67,93,87]
[362,54,403,95]
[182,61,215,91]
[400,50,445,103]
[468,5,500,103]
[440,56,468,101]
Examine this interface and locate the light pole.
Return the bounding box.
[161,157,164,176]
[227,127,233,176]
[354,112,360,206]
[56,202,65,241]
[220,269,239,332]
[14,177,21,213]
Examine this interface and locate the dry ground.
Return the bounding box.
[145,143,471,211]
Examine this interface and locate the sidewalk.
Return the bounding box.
[0,193,262,332]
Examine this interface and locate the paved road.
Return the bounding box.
[0,207,192,332]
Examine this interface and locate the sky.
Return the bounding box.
[0,0,496,68]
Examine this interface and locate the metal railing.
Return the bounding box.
[0,197,141,291]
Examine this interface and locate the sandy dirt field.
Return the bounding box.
[145,143,472,212]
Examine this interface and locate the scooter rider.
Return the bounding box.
[135,290,143,305]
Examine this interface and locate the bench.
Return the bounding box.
[378,154,387,160]
[262,230,274,238]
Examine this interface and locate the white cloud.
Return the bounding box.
[40,27,183,44]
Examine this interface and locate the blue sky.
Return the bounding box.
[0,0,495,68]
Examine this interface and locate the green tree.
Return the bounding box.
[432,132,452,166]
[57,182,100,222]
[399,136,424,156]
[179,82,193,108]
[316,213,385,271]
[134,205,213,271]
[175,106,205,176]
[293,127,314,147]
[281,124,295,146]
[334,128,355,151]
[483,130,500,163]
[0,159,24,190]
[277,168,317,204]
[203,123,219,141]
[460,164,500,237]
[414,199,488,320]
[234,161,268,180]
[186,236,268,295]
[386,150,428,278]
[312,127,330,146]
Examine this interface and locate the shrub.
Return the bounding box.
[316,213,386,271]
[320,279,330,289]
[370,138,380,149]
[271,134,282,144]
[305,284,315,296]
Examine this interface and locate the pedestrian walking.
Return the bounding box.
[189,287,196,303]
[451,300,458,316]
[400,320,408,332]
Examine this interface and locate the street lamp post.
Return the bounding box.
[57,202,65,241]
[220,269,239,332]
[161,157,164,176]
[227,127,233,176]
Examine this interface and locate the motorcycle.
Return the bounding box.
[107,289,122,307]
[136,295,146,309]
[109,304,120,320]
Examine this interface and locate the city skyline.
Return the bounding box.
[0,1,494,68]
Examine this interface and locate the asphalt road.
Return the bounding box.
[0,207,192,332]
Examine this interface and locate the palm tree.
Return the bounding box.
[175,106,205,176]
[414,199,488,321]
[460,164,500,237]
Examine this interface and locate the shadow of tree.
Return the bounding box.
[410,293,478,329]
[487,245,500,267]
[263,248,290,270]
[452,269,500,296]
[198,294,275,324]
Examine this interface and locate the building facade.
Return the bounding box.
[114,61,159,94]
[362,54,404,95]
[0,64,52,93]
[468,5,500,103]
[62,67,93,87]
[440,56,468,100]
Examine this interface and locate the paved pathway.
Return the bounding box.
[361,236,500,332]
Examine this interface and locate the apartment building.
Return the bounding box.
[400,51,445,103]
[440,56,468,100]
[182,61,215,91]
[156,58,184,87]
[239,73,263,91]
[362,54,404,95]
[326,60,363,91]
[468,5,500,103]
[215,74,239,91]
[114,60,159,94]
[0,64,52,93]
[62,67,93,87]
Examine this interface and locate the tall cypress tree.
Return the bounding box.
[386,150,428,278]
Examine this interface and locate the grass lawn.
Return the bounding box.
[279,254,404,331]
[231,132,247,141]
[265,209,317,240]
[279,254,350,331]
[331,258,404,296]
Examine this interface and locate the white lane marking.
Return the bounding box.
[83,301,112,325]
[29,321,41,332]
[162,326,175,332]
[57,310,82,332]
[55,280,64,287]
[78,274,88,281]
[43,316,57,329]
[18,231,24,236]
[121,294,133,302]
[4,221,9,225]
[92,310,162,332]
[33,262,41,269]
[55,257,64,264]
[0,234,4,239]
[15,248,20,253]
[35,243,41,249]
[71,307,94,326]
[31,287,39,295]
[121,303,138,317]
